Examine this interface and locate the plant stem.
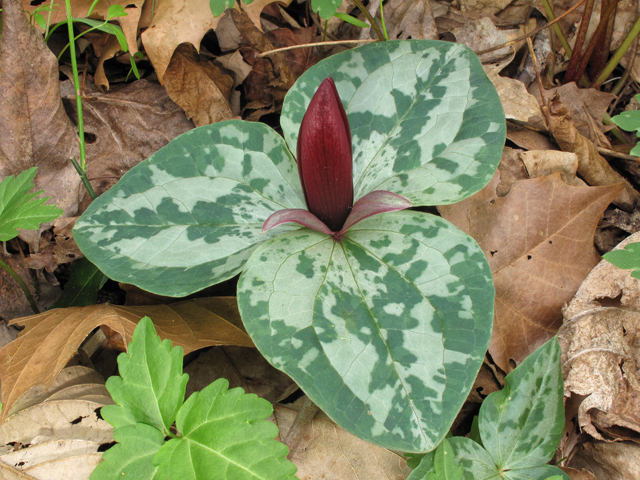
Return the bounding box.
[64,0,87,171]
[540,0,573,57]
[284,396,319,459]
[563,0,595,84]
[379,0,389,41]
[44,0,56,39]
[70,157,97,200]
[257,39,377,57]
[591,14,640,89]
[351,0,385,41]
[0,259,40,314]
[589,0,617,79]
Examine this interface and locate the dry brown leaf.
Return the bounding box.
[185,346,295,403]
[238,0,293,32]
[459,0,512,15]
[1,0,80,219]
[0,400,113,445]
[547,99,640,212]
[495,147,529,197]
[485,65,546,130]
[139,0,221,83]
[0,255,39,322]
[439,171,623,372]
[164,45,234,127]
[1,440,102,480]
[0,298,253,421]
[559,466,597,480]
[373,0,437,40]
[274,405,411,479]
[520,150,587,186]
[506,127,555,151]
[60,79,193,208]
[534,82,615,148]
[216,51,254,116]
[569,441,640,479]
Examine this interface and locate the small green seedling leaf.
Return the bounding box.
[210,0,235,16]
[603,242,640,278]
[105,317,188,432]
[0,167,63,242]
[311,0,342,19]
[611,95,640,157]
[334,12,370,28]
[106,4,127,19]
[448,338,569,480]
[154,378,297,480]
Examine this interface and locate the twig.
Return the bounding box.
[475,0,585,56]
[351,0,385,41]
[527,36,551,129]
[0,259,40,314]
[563,0,595,84]
[284,396,319,459]
[597,146,640,162]
[257,39,377,58]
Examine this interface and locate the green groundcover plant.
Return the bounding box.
[407,338,568,480]
[74,40,506,452]
[91,317,297,480]
[610,94,640,157]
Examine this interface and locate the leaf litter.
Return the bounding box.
[4,0,640,477]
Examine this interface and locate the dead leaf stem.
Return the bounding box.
[284,395,319,459]
[351,0,385,41]
[257,39,377,58]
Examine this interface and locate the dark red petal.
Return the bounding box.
[337,191,413,236]
[297,77,353,232]
[262,209,333,235]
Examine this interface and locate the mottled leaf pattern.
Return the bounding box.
[447,339,568,480]
[73,120,305,296]
[238,211,494,451]
[281,40,506,206]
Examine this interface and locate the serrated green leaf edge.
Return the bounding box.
[0,167,63,242]
[479,338,564,470]
[73,120,305,297]
[90,423,164,480]
[238,211,494,452]
[154,378,297,480]
[281,40,505,206]
[105,317,188,432]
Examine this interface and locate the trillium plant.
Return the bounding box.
[74,40,506,453]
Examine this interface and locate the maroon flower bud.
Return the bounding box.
[297,77,353,232]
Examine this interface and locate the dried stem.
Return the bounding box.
[592,13,640,89]
[284,396,319,459]
[257,39,377,58]
[0,258,40,314]
[351,0,385,41]
[564,0,595,84]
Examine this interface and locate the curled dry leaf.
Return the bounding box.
[0,0,80,219]
[520,150,587,187]
[569,441,640,478]
[546,100,640,212]
[273,405,412,479]
[458,0,512,15]
[560,231,640,442]
[0,298,253,422]
[439,170,623,372]
[359,0,438,41]
[164,45,234,127]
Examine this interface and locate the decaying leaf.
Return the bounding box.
[458,0,512,15]
[0,298,253,421]
[439,171,623,372]
[0,0,80,219]
[60,78,193,208]
[164,45,234,127]
[569,441,640,478]
[184,346,296,403]
[520,150,586,187]
[274,405,412,479]
[546,100,640,212]
[369,0,438,40]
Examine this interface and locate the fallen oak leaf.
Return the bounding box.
[439,171,623,372]
[0,298,253,422]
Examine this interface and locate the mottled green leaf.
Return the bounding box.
[90,423,164,480]
[447,339,567,480]
[105,317,188,432]
[154,378,297,480]
[479,338,563,470]
[603,242,640,279]
[73,120,305,297]
[281,40,505,206]
[0,167,63,241]
[431,439,463,480]
[238,211,494,452]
